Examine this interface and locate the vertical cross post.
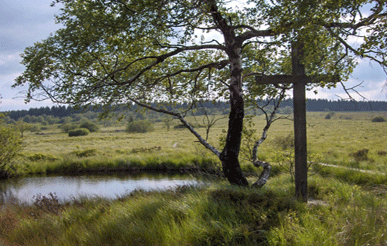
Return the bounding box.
[292,43,308,202]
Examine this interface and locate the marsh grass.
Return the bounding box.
[1,111,386,245]
[12,111,387,177]
[1,173,386,245]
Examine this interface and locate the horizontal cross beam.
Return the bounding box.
[255,75,340,85]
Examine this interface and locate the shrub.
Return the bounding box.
[0,126,21,178]
[79,121,100,132]
[325,112,335,119]
[59,123,77,133]
[33,192,62,215]
[68,128,90,137]
[371,116,386,122]
[30,125,41,132]
[126,120,154,133]
[273,133,294,150]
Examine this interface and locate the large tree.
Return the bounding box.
[15,0,387,186]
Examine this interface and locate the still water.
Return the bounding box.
[0,173,203,204]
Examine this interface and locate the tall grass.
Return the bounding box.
[1,172,386,245]
[1,111,386,245]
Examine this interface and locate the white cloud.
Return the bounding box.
[0,98,54,111]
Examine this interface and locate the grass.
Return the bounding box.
[1,111,386,245]
[10,111,387,176]
[1,173,386,245]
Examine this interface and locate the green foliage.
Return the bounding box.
[272,134,295,180]
[59,123,77,133]
[29,125,41,132]
[14,120,32,138]
[79,121,100,132]
[0,125,21,177]
[273,133,294,150]
[219,115,258,161]
[12,0,387,187]
[68,128,90,137]
[13,0,387,124]
[126,120,154,133]
[371,116,386,122]
[325,112,335,119]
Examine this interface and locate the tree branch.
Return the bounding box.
[251,89,287,188]
[108,44,226,87]
[127,96,221,157]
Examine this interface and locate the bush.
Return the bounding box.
[59,123,77,133]
[273,134,294,150]
[325,112,335,119]
[0,126,21,178]
[30,125,41,132]
[371,116,386,122]
[79,121,100,132]
[68,128,90,137]
[126,120,154,133]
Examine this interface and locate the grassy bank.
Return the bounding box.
[1,172,386,245]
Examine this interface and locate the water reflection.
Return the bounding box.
[0,173,202,204]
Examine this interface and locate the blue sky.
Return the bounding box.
[1,0,386,111]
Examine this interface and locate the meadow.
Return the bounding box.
[12,111,387,175]
[1,111,387,245]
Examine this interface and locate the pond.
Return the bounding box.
[0,173,205,204]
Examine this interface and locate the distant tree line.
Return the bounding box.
[299,99,386,112]
[1,99,386,121]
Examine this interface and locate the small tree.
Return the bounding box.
[162,115,174,131]
[79,121,100,132]
[0,125,21,178]
[59,123,78,133]
[14,119,32,138]
[14,0,387,187]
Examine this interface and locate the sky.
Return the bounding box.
[1,0,386,112]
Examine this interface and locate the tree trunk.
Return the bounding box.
[219,47,249,186]
[219,88,249,186]
[208,1,248,186]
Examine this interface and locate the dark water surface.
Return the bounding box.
[0,173,203,204]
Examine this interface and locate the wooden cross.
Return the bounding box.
[256,43,340,202]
